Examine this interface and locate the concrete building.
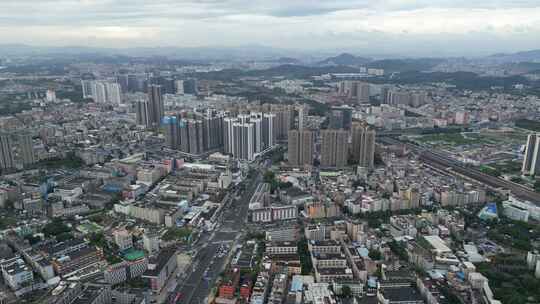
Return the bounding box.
[320,129,348,168]
[18,133,35,167]
[0,133,14,170]
[135,100,149,126]
[113,229,133,251]
[147,84,164,130]
[142,247,177,293]
[351,122,376,169]
[338,81,370,103]
[143,231,160,256]
[288,130,314,167]
[0,257,34,291]
[522,133,540,175]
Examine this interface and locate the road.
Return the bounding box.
[176,170,262,304]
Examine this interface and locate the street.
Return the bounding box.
[176,170,262,304]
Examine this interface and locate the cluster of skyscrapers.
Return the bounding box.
[115,74,198,95]
[81,80,122,104]
[338,81,370,103]
[381,87,428,107]
[223,113,277,161]
[163,111,224,155]
[161,105,295,161]
[136,85,165,130]
[287,116,375,169]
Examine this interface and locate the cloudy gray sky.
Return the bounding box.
[1,0,540,56]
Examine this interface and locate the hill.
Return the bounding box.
[318,53,372,66]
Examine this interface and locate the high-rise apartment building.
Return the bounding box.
[82,80,122,104]
[163,113,224,156]
[338,81,370,103]
[46,89,56,103]
[175,80,184,95]
[183,79,198,95]
[163,116,179,150]
[288,130,314,166]
[233,122,255,161]
[135,100,149,126]
[81,80,94,99]
[147,85,164,130]
[522,134,540,175]
[106,83,122,105]
[222,113,276,161]
[385,90,411,106]
[297,105,306,131]
[115,74,129,93]
[202,115,224,152]
[0,133,14,170]
[273,105,294,140]
[320,129,348,168]
[18,133,35,167]
[351,122,376,168]
[223,118,236,155]
[262,113,276,149]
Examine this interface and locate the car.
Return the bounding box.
[170,292,182,304]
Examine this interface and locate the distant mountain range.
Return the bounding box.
[0,44,315,62]
[1,44,540,70]
[317,53,371,66]
[485,49,540,63]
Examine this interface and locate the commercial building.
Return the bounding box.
[142,247,177,293]
[266,242,298,255]
[104,258,148,285]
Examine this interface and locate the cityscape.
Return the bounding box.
[1,2,540,304]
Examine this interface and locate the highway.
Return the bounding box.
[176,170,262,304]
[379,137,540,204]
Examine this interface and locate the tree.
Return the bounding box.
[56,232,73,242]
[341,285,352,298]
[43,219,71,237]
[368,249,382,260]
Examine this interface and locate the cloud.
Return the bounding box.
[0,0,539,56]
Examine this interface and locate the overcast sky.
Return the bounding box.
[1,0,540,56]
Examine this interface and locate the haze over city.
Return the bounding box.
[1,0,540,56]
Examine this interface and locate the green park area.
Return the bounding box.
[162,227,192,242]
[415,133,478,146]
[477,254,540,304]
[76,222,104,234]
[515,118,540,132]
[415,130,528,147]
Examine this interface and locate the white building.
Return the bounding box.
[46,89,56,102]
[143,231,160,255]
[1,257,34,291]
[113,229,133,251]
